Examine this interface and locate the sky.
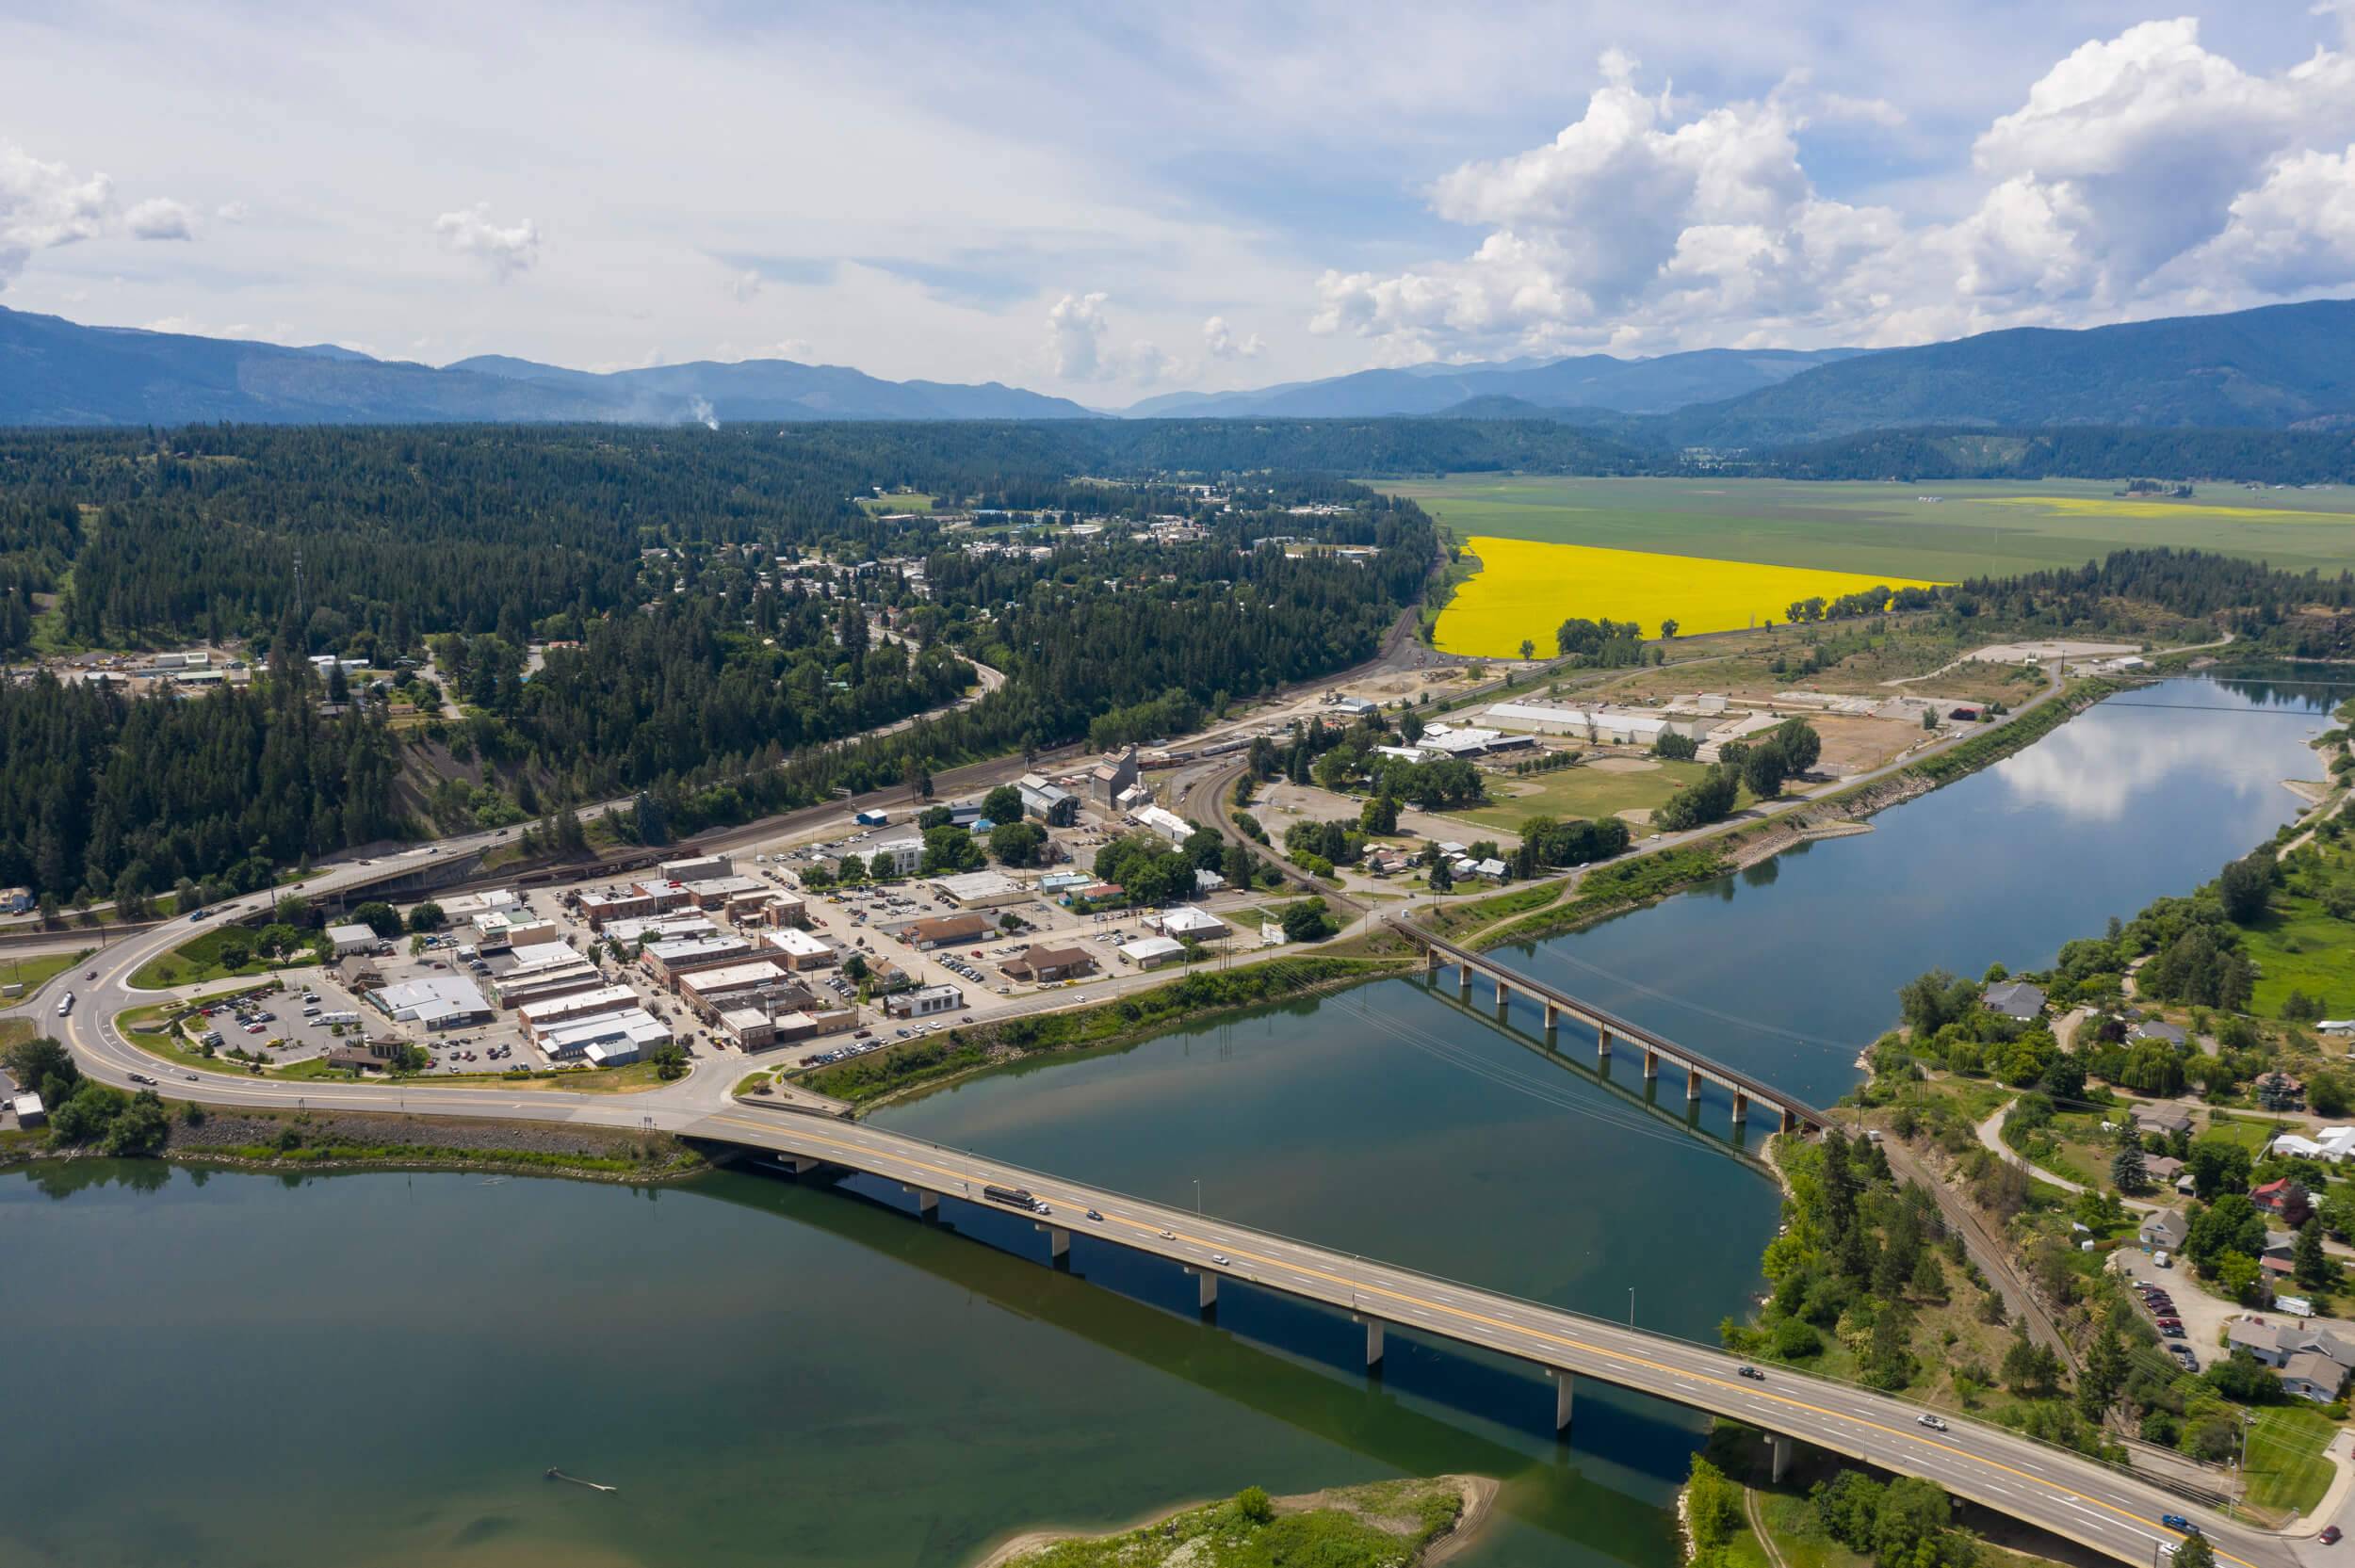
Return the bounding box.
[4,0,2354,407]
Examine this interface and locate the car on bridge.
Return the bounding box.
[2161,1516,2199,1534]
[1917,1414,1947,1431]
[1737,1366,1765,1381]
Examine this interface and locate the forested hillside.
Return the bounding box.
[0,424,1437,907]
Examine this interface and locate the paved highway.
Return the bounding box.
[683,1108,2309,1568]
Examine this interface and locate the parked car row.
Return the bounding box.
[2136,1279,2188,1342]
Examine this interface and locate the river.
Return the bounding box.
[3,674,2340,1568]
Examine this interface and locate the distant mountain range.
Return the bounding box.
[1648,300,2355,447]
[1123,347,1866,419]
[3,298,2352,441]
[0,307,1094,427]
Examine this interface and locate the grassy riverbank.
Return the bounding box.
[980,1477,1485,1568]
[798,956,1405,1107]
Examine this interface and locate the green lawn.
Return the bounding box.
[2241,898,2355,1020]
[1376,476,2355,583]
[1,947,93,999]
[1449,757,1721,832]
[128,927,309,990]
[855,492,933,513]
[2244,1404,2338,1516]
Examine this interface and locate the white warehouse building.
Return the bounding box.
[1481,702,1712,745]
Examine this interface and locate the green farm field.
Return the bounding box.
[1377,476,2355,582]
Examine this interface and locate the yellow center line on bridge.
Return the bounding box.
[706,1115,2233,1565]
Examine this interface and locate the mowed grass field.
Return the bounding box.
[1381,476,2355,582]
[1449,756,1730,832]
[1436,536,1942,655]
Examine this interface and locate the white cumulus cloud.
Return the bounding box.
[0,139,113,287]
[1042,290,1167,384]
[1313,20,2355,356]
[1201,315,1262,359]
[433,202,541,279]
[126,197,196,240]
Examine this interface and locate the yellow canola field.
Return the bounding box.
[1436,537,1947,658]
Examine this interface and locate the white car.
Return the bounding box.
[1210,1253,1230,1266]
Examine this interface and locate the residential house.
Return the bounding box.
[2252,1179,2314,1227]
[2138,1209,2188,1251]
[1982,979,2047,1021]
[2142,1155,2185,1188]
[2129,1019,2188,1047]
[2282,1350,2347,1402]
[2227,1318,2295,1366]
[2139,1106,2195,1140]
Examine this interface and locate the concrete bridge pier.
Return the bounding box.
[1685,1066,1702,1103]
[1597,1024,1611,1061]
[1426,947,1442,978]
[1643,1048,1659,1080]
[1731,1092,1749,1126]
[903,1184,938,1219]
[1355,1314,1386,1369]
[1551,1368,1575,1432]
[1039,1223,1070,1263]
[1780,1107,1799,1135]
[1495,978,1509,1009]
[1543,1001,1559,1035]
[781,1155,826,1175]
[1457,963,1473,998]
[1770,1433,1794,1483]
[1185,1267,1218,1314]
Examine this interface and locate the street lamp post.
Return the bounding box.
[1193,1178,1202,1215]
[1628,1286,1635,1327]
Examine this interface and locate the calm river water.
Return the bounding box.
[4,674,2342,1568]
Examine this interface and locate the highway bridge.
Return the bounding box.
[1387,917,1831,1137]
[12,754,2320,1568]
[689,1105,2292,1568]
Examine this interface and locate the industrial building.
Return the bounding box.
[1480,701,1712,745]
[367,976,494,1030]
[658,853,734,884]
[1157,906,1230,942]
[1017,772,1079,826]
[869,837,925,877]
[324,922,381,957]
[1130,804,1194,845]
[1117,935,1188,969]
[929,869,1029,908]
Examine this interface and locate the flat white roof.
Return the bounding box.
[645,935,749,963]
[1161,906,1227,934]
[679,960,791,992]
[515,985,638,1022]
[764,928,831,957]
[1120,935,1188,962]
[931,869,1025,899]
[325,922,376,944]
[504,941,579,971]
[371,976,491,1015]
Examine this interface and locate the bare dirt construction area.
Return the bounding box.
[1811,715,1933,774]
